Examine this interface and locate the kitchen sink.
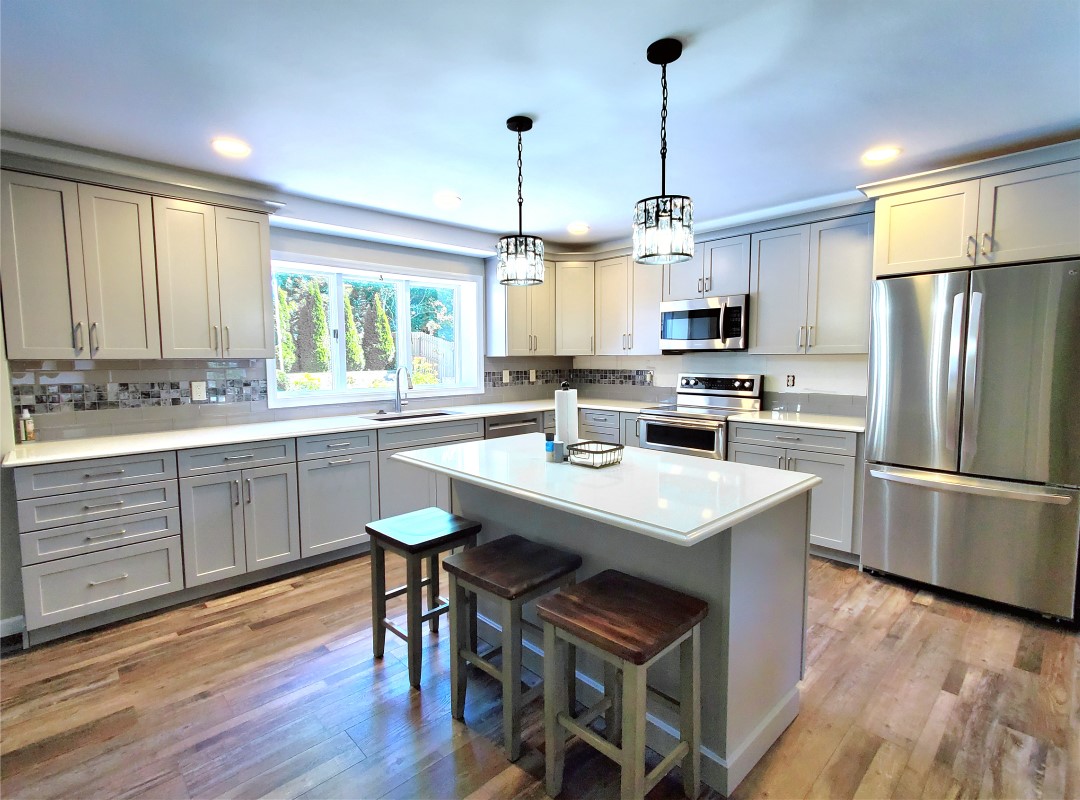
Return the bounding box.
[358,410,459,422]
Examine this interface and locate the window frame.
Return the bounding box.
[267,253,484,409]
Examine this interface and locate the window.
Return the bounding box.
[269,259,482,407]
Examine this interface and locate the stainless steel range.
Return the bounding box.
[638,373,763,459]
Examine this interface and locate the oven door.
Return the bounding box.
[638,415,725,459]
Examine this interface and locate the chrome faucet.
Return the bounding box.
[394,366,412,413]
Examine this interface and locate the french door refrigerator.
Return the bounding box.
[862,259,1080,619]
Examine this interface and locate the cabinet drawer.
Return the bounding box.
[17,480,179,532]
[14,452,178,500]
[580,424,621,444]
[20,508,181,565]
[580,409,619,429]
[376,417,484,450]
[296,430,376,461]
[178,439,295,476]
[728,422,857,456]
[22,536,183,630]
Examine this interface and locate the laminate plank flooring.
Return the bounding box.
[2,555,1077,799]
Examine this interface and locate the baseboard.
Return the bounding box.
[810,543,860,566]
[1,615,26,637]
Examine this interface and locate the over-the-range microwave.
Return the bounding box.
[659,294,749,353]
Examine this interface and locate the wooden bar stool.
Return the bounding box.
[365,507,481,688]
[536,570,708,800]
[442,534,582,761]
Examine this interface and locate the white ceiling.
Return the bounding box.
[2,1,1078,247]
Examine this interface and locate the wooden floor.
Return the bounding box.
[1,554,1077,799]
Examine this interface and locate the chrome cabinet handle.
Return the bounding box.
[224,454,254,461]
[245,478,253,504]
[806,325,814,348]
[786,457,793,469]
[628,333,633,350]
[796,326,805,349]
[83,499,124,511]
[84,468,125,479]
[697,277,703,293]
[212,325,219,351]
[325,442,351,449]
[225,325,231,352]
[705,276,711,293]
[328,457,353,466]
[980,232,992,256]
[89,322,99,355]
[232,479,240,506]
[88,573,128,587]
[73,322,84,354]
[966,235,976,260]
[635,418,641,437]
[621,333,626,350]
[85,528,126,541]
[775,435,801,442]
[777,455,784,469]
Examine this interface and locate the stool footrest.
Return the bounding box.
[461,647,503,682]
[382,618,409,643]
[574,696,613,730]
[385,576,434,601]
[520,617,543,635]
[420,601,449,623]
[521,681,544,707]
[645,741,690,795]
[557,710,621,763]
[646,683,680,709]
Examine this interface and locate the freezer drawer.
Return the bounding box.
[861,464,1080,618]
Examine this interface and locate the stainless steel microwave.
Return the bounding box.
[659,295,749,352]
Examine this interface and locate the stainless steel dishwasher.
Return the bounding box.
[484,413,543,439]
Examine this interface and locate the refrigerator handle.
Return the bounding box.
[869,467,1072,505]
[945,293,965,453]
[962,291,984,459]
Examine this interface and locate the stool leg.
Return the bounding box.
[566,643,577,714]
[468,589,479,656]
[620,661,648,800]
[680,626,701,799]
[544,623,567,797]
[604,661,622,746]
[371,541,387,659]
[501,599,523,760]
[406,555,423,688]
[449,573,467,720]
[427,554,439,634]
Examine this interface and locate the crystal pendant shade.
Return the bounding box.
[633,194,694,264]
[497,234,545,285]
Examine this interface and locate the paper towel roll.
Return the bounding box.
[555,387,579,444]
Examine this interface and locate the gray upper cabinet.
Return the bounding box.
[749,226,811,354]
[156,198,273,359]
[77,184,161,358]
[554,261,595,356]
[0,171,161,360]
[663,236,751,301]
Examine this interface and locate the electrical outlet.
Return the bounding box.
[502,369,511,384]
[644,370,654,386]
[191,380,207,401]
[786,375,796,387]
[529,369,537,383]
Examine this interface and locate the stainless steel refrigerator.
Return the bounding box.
[862,259,1080,619]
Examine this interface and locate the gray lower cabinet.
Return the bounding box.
[378,447,451,519]
[621,413,641,447]
[728,441,856,552]
[297,453,378,557]
[179,463,300,587]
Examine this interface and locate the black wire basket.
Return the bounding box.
[567,440,625,469]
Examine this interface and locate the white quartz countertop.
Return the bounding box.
[394,433,820,546]
[2,398,656,468]
[727,411,865,433]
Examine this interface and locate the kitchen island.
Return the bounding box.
[394,433,821,795]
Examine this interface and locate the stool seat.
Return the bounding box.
[536,569,708,665]
[443,534,582,600]
[365,507,482,553]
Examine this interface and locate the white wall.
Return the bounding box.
[270,228,485,277]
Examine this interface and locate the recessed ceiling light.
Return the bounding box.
[433,190,462,209]
[567,222,590,236]
[862,145,902,164]
[211,137,252,158]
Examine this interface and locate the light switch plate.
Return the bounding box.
[191,380,207,401]
[529,369,537,383]
[502,369,511,383]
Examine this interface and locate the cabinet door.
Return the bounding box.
[530,267,556,355]
[298,453,378,557]
[976,161,1080,265]
[805,214,873,354]
[180,472,246,587]
[504,284,532,356]
[749,226,811,354]
[629,259,662,355]
[787,450,855,552]
[662,244,704,301]
[621,413,640,447]
[706,235,751,296]
[555,261,595,355]
[0,171,88,358]
[242,464,300,571]
[378,448,451,519]
[155,198,222,358]
[728,442,786,470]
[873,181,980,276]
[594,256,630,355]
[78,185,161,359]
[216,208,274,358]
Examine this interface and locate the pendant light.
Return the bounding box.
[497,116,545,285]
[633,38,694,265]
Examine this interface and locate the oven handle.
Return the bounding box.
[638,415,725,431]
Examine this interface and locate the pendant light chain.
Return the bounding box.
[516,130,524,236]
[660,62,668,196]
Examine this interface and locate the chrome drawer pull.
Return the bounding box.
[245,478,253,503]
[83,500,125,511]
[775,435,801,442]
[325,442,352,449]
[224,454,255,461]
[88,573,128,587]
[85,529,126,541]
[84,469,126,478]
[328,458,353,466]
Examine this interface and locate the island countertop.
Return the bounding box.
[393,432,820,545]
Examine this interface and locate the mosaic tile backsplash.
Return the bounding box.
[482,368,655,389]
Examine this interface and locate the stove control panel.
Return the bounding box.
[677,373,762,397]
